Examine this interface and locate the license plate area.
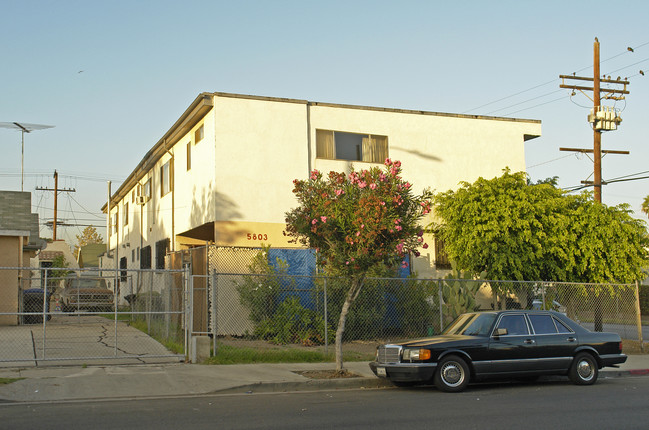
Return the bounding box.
[376,367,386,377]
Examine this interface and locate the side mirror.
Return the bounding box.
[494,328,508,337]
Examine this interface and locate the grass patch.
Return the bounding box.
[205,342,374,365]
[99,313,185,355]
[98,313,132,322]
[127,319,185,354]
[0,378,24,385]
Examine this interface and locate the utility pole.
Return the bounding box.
[559,38,630,203]
[36,170,76,240]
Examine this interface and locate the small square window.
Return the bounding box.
[194,124,204,144]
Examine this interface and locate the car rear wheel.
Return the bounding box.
[569,352,598,385]
[434,355,470,392]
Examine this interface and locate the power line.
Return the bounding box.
[501,95,568,117]
[485,89,564,115]
[527,152,577,169]
[462,78,559,114]
[0,170,125,183]
[463,40,649,116]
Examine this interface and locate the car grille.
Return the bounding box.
[70,294,113,303]
[377,345,401,364]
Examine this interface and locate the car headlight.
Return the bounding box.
[403,348,431,361]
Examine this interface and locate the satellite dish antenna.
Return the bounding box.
[0,122,55,191]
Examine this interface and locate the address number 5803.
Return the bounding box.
[247,233,268,241]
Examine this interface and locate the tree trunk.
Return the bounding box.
[594,294,604,332]
[334,278,363,372]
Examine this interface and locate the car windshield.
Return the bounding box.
[443,313,497,337]
[69,279,105,289]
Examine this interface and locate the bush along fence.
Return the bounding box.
[203,271,645,356]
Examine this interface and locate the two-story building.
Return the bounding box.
[100,92,541,290]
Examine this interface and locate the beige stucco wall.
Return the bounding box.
[104,93,541,273]
[309,105,538,196]
[0,236,22,325]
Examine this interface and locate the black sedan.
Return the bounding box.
[369,310,627,392]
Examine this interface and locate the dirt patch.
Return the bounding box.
[622,339,649,355]
[293,369,360,379]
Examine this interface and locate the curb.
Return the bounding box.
[212,377,394,395]
[601,369,649,378]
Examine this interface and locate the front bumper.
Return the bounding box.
[369,361,437,382]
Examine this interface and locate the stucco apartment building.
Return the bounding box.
[101,92,541,284]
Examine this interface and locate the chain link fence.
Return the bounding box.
[163,245,645,359]
[0,267,186,365]
[211,274,644,354]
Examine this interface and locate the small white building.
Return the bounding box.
[101,92,541,278]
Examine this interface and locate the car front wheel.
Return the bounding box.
[434,355,470,392]
[569,352,598,385]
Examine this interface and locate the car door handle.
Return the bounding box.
[524,339,535,345]
[567,337,576,342]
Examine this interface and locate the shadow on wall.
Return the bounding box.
[183,184,247,244]
[390,146,443,163]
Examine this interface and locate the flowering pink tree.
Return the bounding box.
[285,159,432,371]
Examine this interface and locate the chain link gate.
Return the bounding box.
[0,266,188,366]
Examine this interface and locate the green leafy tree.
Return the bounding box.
[432,169,573,284]
[433,169,649,329]
[566,195,648,284]
[73,226,104,259]
[565,195,649,331]
[285,159,433,371]
[48,254,72,287]
[642,195,649,219]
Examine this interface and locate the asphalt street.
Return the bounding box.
[1,375,647,430]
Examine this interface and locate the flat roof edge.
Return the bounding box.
[210,91,541,124]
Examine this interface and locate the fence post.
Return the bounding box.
[212,270,218,357]
[184,266,191,359]
[324,277,328,356]
[42,268,48,360]
[635,281,644,352]
[438,279,444,332]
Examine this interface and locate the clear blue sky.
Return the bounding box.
[1,0,648,245]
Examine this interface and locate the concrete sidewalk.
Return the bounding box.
[1,355,648,403]
[0,315,184,368]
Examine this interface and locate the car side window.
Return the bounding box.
[496,314,529,336]
[528,314,558,334]
[554,318,573,333]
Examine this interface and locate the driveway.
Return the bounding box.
[0,314,184,367]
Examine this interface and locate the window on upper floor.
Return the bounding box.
[194,124,204,144]
[123,202,129,226]
[186,141,191,171]
[110,212,119,236]
[316,129,388,163]
[143,178,151,200]
[161,160,173,196]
